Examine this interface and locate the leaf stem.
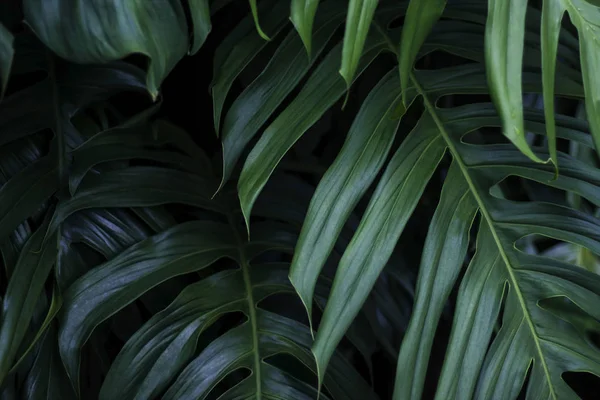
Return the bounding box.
[228,214,262,399]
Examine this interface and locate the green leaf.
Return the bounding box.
[393,162,478,400]
[289,68,411,324]
[220,7,344,187]
[0,225,57,384]
[23,327,76,400]
[339,0,379,90]
[541,1,565,174]
[47,166,226,239]
[8,285,63,376]
[561,0,600,158]
[0,154,58,241]
[249,0,270,40]
[162,309,376,400]
[312,113,447,385]
[399,0,445,104]
[432,221,506,400]
[238,34,388,232]
[485,0,545,163]
[99,268,251,400]
[187,0,211,54]
[0,23,13,98]
[290,0,321,55]
[23,0,189,98]
[58,221,238,393]
[408,67,600,398]
[69,118,210,194]
[211,0,289,133]
[95,212,372,400]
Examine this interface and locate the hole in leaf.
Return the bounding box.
[194,311,248,360]
[206,368,252,400]
[538,296,600,334]
[515,234,600,273]
[516,361,533,400]
[258,293,309,326]
[563,371,600,399]
[387,15,405,30]
[265,353,317,386]
[436,94,493,109]
[488,175,569,206]
[460,127,511,145]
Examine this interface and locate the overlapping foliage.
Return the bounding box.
[1,0,600,399]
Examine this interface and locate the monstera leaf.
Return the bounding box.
[219,1,600,399]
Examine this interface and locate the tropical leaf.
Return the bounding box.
[485,0,544,164]
[188,0,212,54]
[211,0,289,133]
[50,158,375,398]
[0,87,375,398]
[289,68,414,325]
[237,16,401,230]
[3,0,600,398]
[400,96,600,400]
[291,0,321,55]
[339,0,379,91]
[398,0,445,104]
[218,2,600,398]
[23,0,189,98]
[219,1,346,187]
[0,221,57,383]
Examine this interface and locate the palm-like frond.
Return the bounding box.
[214,1,600,399]
[54,139,375,399]
[0,34,375,398]
[2,0,600,398]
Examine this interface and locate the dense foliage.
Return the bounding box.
[1,0,600,399]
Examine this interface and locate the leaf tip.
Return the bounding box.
[548,157,559,182]
[289,275,315,338]
[311,346,326,400]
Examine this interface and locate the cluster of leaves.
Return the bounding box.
[1,0,600,399]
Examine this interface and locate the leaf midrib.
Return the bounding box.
[411,72,557,399]
[229,215,262,399]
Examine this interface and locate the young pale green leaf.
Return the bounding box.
[58,221,238,394]
[312,115,447,385]
[541,1,566,174]
[0,23,13,98]
[249,0,270,40]
[211,0,289,133]
[398,0,446,104]
[0,226,57,385]
[562,0,600,158]
[187,0,211,54]
[393,163,478,400]
[485,0,545,164]
[290,0,321,55]
[220,10,344,187]
[238,35,388,233]
[289,68,410,324]
[339,0,379,90]
[23,0,189,98]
